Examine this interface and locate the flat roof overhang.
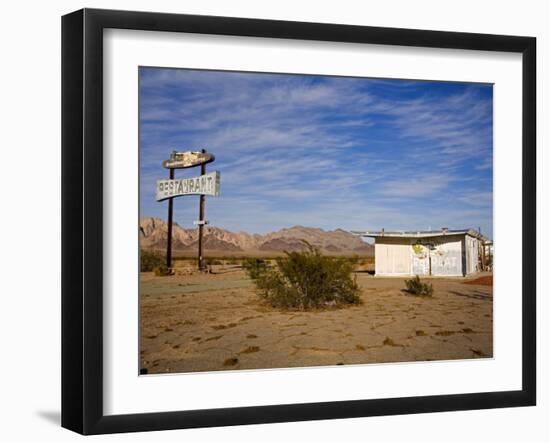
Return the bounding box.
[350,229,489,242]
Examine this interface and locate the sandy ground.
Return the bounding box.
[140,267,493,374]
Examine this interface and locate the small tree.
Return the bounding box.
[404,275,433,296]
[244,243,361,310]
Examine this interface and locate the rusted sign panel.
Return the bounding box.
[156,171,220,201]
[162,151,215,169]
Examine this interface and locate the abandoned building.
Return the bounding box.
[358,228,491,277]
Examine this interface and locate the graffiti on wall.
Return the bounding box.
[411,239,462,276]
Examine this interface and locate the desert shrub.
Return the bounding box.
[404,275,433,296]
[153,264,172,276]
[359,257,375,266]
[140,249,164,272]
[346,255,359,265]
[241,258,269,280]
[206,258,223,266]
[246,243,361,310]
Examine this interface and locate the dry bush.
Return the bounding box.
[153,264,172,276]
[241,258,269,280]
[404,275,433,296]
[205,258,223,266]
[244,243,361,310]
[140,249,164,272]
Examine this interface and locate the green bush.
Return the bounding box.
[245,243,361,310]
[140,249,164,272]
[346,255,360,266]
[241,258,269,280]
[404,275,433,296]
[153,264,172,276]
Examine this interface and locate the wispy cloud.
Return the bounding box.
[380,174,453,198]
[139,68,493,237]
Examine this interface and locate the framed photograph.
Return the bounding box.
[62,8,536,435]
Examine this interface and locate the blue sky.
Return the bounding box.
[139,67,493,239]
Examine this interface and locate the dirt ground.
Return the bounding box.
[140,267,493,374]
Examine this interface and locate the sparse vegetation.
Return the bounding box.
[346,255,360,265]
[244,242,361,310]
[241,258,269,280]
[153,264,172,276]
[358,257,374,266]
[404,275,433,297]
[224,257,238,265]
[140,249,164,272]
[206,258,223,266]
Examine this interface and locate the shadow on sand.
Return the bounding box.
[449,290,492,301]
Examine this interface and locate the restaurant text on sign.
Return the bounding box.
[156,171,220,201]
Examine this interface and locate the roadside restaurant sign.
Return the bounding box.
[156,171,220,201]
[157,149,219,271]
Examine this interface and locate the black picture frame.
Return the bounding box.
[62,8,536,435]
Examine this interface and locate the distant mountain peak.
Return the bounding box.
[139,217,373,256]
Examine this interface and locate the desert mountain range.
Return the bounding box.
[139,217,373,256]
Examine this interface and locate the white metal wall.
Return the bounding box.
[374,234,473,276]
[375,238,411,276]
[465,235,481,274]
[429,235,463,276]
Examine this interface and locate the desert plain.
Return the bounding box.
[139,263,493,374]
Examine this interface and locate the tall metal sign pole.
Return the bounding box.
[156,150,220,272]
[166,167,175,268]
[198,150,207,271]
